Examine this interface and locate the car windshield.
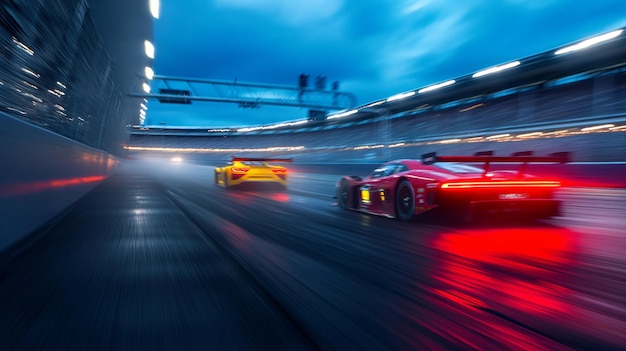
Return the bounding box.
[369,163,406,178]
[435,163,483,173]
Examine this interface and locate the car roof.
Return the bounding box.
[384,159,423,168]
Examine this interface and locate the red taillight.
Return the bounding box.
[231,167,249,180]
[440,181,561,189]
[271,168,286,173]
[231,167,249,174]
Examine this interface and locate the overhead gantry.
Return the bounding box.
[129,75,357,112]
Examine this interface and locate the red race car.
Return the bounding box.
[335,151,569,221]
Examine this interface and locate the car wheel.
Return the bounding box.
[337,180,350,209]
[395,180,415,221]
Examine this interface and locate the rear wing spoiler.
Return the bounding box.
[231,157,293,163]
[421,151,570,165]
[422,151,570,176]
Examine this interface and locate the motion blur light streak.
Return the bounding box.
[0,176,106,197]
[386,91,416,102]
[472,61,521,78]
[555,29,623,55]
[418,80,456,93]
[581,124,614,132]
[431,227,586,347]
[440,181,561,189]
[269,193,290,203]
[434,228,574,263]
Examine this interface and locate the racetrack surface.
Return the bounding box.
[1,159,625,350]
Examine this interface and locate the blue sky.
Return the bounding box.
[145,0,626,128]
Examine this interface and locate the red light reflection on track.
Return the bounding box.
[435,227,574,264]
[433,226,577,311]
[428,226,588,348]
[269,192,290,203]
[0,175,106,197]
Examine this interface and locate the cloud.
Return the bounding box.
[146,0,626,127]
[214,0,344,26]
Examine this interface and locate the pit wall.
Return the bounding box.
[0,113,118,255]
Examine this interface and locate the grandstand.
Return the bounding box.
[128,27,626,163]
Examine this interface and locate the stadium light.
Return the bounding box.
[472,61,521,78]
[486,133,510,140]
[418,80,455,93]
[144,40,155,59]
[581,124,614,132]
[363,100,385,108]
[145,66,154,80]
[555,29,623,55]
[327,109,358,119]
[386,91,415,102]
[150,0,160,19]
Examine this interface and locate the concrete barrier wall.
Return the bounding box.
[0,113,118,254]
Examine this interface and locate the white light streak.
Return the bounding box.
[517,132,543,138]
[555,29,623,55]
[12,37,34,55]
[327,109,358,119]
[581,124,614,132]
[418,80,455,93]
[23,92,42,102]
[22,81,38,89]
[439,138,461,144]
[150,0,160,19]
[363,100,385,108]
[142,82,151,93]
[543,129,569,136]
[48,89,61,97]
[236,119,308,132]
[144,40,155,59]
[386,91,415,102]
[486,133,510,140]
[7,107,27,115]
[21,68,40,78]
[145,66,154,80]
[354,144,384,150]
[124,146,305,153]
[472,61,521,78]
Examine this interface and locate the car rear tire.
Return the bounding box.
[337,180,350,209]
[395,180,415,221]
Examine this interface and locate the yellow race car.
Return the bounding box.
[214,157,292,189]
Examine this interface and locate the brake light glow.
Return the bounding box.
[231,167,249,174]
[271,168,286,173]
[440,181,560,189]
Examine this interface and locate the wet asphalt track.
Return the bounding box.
[0,159,625,350]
